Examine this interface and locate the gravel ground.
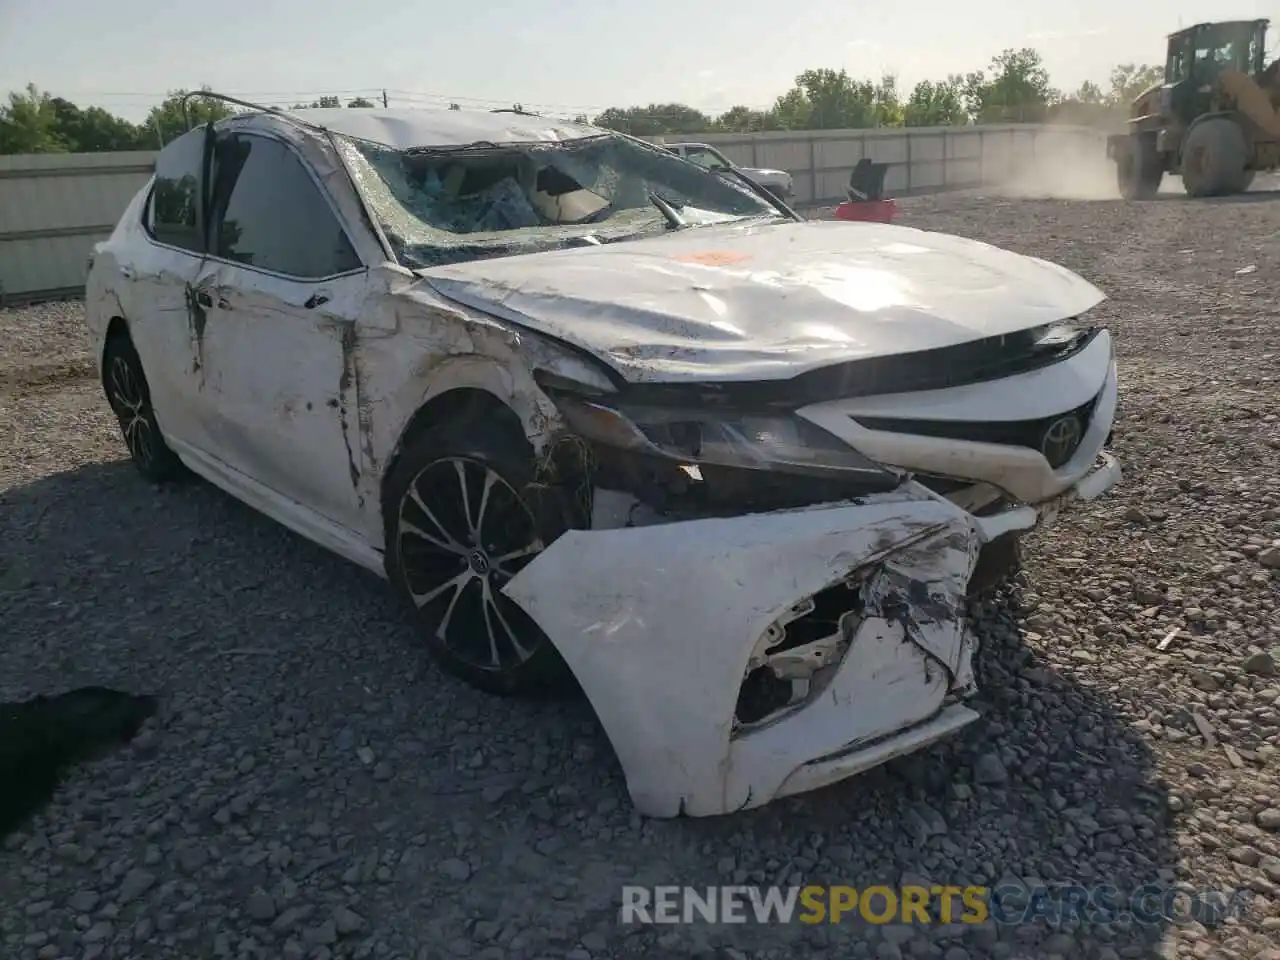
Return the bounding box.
[2,190,1280,960]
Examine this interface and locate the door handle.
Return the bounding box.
[304,293,330,310]
[119,265,136,280]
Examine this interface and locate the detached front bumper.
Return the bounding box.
[968,451,1122,543]
[501,490,980,818]
[501,449,1120,818]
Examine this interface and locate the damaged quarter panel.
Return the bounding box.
[500,493,983,818]
[85,163,207,448]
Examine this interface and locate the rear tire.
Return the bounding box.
[1116,135,1162,200]
[1181,118,1248,197]
[382,411,578,698]
[102,333,187,484]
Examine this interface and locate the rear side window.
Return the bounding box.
[209,134,362,279]
[145,127,205,252]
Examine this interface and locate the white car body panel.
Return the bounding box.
[798,331,1119,504]
[502,455,1121,817]
[83,105,1122,819]
[421,220,1105,382]
[503,489,980,818]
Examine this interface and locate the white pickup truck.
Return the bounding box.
[661,142,794,202]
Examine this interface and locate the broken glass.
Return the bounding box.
[334,133,776,269]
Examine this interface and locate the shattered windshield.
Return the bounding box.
[336,133,777,269]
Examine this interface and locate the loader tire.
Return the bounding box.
[1116,134,1162,200]
[1182,118,1248,197]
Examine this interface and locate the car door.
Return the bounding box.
[122,125,210,448]
[187,129,370,533]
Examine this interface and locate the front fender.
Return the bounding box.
[501,492,982,817]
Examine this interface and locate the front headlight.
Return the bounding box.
[1033,322,1085,349]
[548,392,897,482]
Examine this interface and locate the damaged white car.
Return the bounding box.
[84,96,1120,818]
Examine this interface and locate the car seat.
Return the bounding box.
[848,158,889,202]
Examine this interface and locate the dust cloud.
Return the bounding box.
[994,130,1121,200]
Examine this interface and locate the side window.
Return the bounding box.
[1166,41,1188,83]
[686,148,726,171]
[145,127,205,253]
[210,134,362,279]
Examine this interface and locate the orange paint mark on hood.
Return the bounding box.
[673,251,751,267]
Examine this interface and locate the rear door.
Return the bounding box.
[186,130,370,531]
[122,126,210,448]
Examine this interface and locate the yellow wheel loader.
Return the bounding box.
[1106,19,1280,199]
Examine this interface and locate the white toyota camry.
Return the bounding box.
[84,96,1121,818]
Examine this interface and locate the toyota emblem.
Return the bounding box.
[1040,415,1083,468]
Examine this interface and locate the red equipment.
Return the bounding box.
[833,198,898,223]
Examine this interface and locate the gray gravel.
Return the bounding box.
[3,189,1280,960]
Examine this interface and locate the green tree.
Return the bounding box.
[771,69,902,129]
[145,87,235,145]
[1108,64,1163,106]
[347,96,375,108]
[292,96,342,109]
[770,87,812,129]
[715,105,783,132]
[0,83,66,154]
[874,75,904,127]
[592,103,713,136]
[1047,79,1120,127]
[903,77,968,126]
[50,98,148,151]
[795,68,875,128]
[1073,80,1106,105]
[964,48,1054,122]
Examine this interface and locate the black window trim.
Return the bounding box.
[140,126,370,285]
[204,129,368,284]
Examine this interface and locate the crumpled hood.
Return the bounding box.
[420,219,1105,383]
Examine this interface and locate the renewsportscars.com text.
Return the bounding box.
[620,884,1251,927]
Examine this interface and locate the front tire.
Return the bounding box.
[1182,118,1248,197]
[102,333,187,483]
[968,533,1023,597]
[382,413,576,697]
[1116,135,1162,200]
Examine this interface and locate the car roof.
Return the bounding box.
[1170,19,1268,38]
[243,107,605,150]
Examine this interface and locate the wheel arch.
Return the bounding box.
[378,384,532,522]
[100,315,132,386]
[372,345,578,515]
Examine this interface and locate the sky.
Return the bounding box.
[1,0,1277,122]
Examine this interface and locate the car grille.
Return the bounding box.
[852,394,1100,469]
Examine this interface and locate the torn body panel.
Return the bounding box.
[348,275,578,547]
[84,185,206,446]
[173,260,370,530]
[500,491,983,818]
